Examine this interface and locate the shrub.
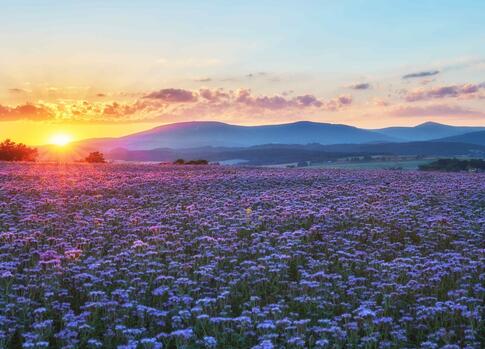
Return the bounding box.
[186,159,208,165]
[419,158,485,172]
[173,159,209,165]
[84,151,106,163]
[0,139,38,161]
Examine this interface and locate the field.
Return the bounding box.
[0,163,483,348]
[306,159,432,170]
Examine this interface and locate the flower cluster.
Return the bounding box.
[0,163,483,348]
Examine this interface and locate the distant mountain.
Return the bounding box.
[37,120,485,162]
[433,130,485,146]
[374,122,485,141]
[77,121,395,150]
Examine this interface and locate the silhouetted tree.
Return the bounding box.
[84,151,106,163]
[173,159,209,165]
[0,139,38,161]
[186,159,209,165]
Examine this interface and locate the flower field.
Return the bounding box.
[0,163,483,349]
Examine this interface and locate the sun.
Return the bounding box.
[50,134,72,146]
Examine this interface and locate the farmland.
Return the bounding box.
[0,163,483,348]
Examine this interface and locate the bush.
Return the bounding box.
[419,158,485,172]
[84,151,106,163]
[173,159,209,165]
[186,159,209,165]
[0,139,38,161]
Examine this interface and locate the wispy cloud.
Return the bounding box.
[405,83,485,102]
[388,104,484,118]
[348,83,371,90]
[402,70,440,79]
[193,77,212,82]
[8,88,29,94]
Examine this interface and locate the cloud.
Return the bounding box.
[199,88,230,103]
[348,83,371,90]
[371,98,389,107]
[144,88,198,103]
[194,78,212,82]
[199,72,282,83]
[295,95,323,107]
[141,89,351,121]
[402,70,440,79]
[388,104,484,118]
[142,88,347,112]
[0,103,54,121]
[8,88,28,94]
[405,83,485,102]
[230,89,350,111]
[324,95,353,111]
[246,72,268,78]
[0,88,353,123]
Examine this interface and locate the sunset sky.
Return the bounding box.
[1,0,484,145]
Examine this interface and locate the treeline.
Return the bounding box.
[0,139,38,161]
[0,139,108,163]
[173,159,209,165]
[419,158,485,172]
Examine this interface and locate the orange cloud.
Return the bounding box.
[0,88,354,124]
[0,103,54,121]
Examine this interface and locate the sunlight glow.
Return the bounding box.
[49,134,72,146]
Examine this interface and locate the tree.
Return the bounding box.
[186,159,209,165]
[84,151,106,163]
[0,139,38,161]
[173,159,209,165]
[419,158,485,172]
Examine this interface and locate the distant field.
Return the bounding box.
[265,159,433,170]
[309,159,432,170]
[0,163,483,348]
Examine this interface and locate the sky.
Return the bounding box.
[1,0,484,145]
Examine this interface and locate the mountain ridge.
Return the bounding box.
[374,122,485,141]
[432,130,485,146]
[76,120,398,150]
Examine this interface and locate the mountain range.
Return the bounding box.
[40,121,485,164]
[79,121,394,150]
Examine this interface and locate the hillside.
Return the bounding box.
[433,130,485,146]
[106,141,485,165]
[374,122,485,141]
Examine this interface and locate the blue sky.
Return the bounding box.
[0,0,484,143]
